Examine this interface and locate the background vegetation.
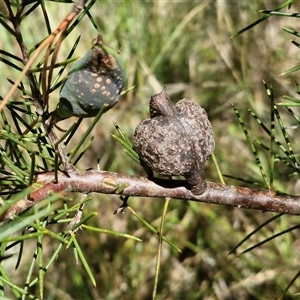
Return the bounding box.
[1,0,300,299]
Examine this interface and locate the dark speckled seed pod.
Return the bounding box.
[133,88,215,195]
[51,35,126,122]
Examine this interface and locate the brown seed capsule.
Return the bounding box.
[133,88,215,195]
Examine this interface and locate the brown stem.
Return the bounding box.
[1,170,300,221]
[5,0,43,111]
[43,118,76,173]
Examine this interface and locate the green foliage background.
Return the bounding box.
[1,1,300,299]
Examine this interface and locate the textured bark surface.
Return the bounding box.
[133,89,215,195]
[1,170,300,222]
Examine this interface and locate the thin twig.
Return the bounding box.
[1,170,300,221]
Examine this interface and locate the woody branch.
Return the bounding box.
[1,170,300,221]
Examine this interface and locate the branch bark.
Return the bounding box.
[2,170,300,221]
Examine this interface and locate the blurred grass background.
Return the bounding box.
[2,0,300,299]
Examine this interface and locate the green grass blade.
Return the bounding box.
[112,123,141,164]
[153,197,171,300]
[281,94,300,103]
[211,153,225,184]
[231,0,294,38]
[127,206,181,253]
[37,232,44,299]
[254,140,294,169]
[249,109,297,167]
[280,63,300,76]
[0,57,22,72]
[229,214,283,254]
[82,224,142,242]
[70,233,96,286]
[223,174,265,187]
[274,99,299,176]
[55,118,83,146]
[263,81,275,192]
[233,105,270,188]
[0,273,37,299]
[40,0,52,35]
[111,134,140,164]
[239,223,300,255]
[69,105,107,160]
[258,9,300,17]
[20,1,40,22]
[50,35,81,90]
[281,269,300,299]
[0,49,23,62]
[284,105,300,124]
[23,245,38,300]
[73,136,94,166]
[29,242,64,288]
[64,0,97,38]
